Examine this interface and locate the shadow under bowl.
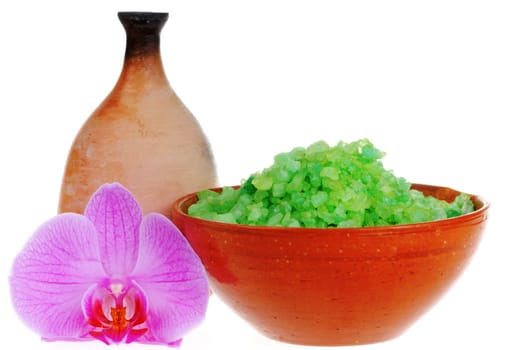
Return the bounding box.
[171,183,489,346]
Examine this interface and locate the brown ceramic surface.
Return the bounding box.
[59,12,216,218]
[171,184,489,346]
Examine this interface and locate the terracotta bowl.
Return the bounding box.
[171,184,489,346]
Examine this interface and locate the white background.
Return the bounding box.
[1,0,518,349]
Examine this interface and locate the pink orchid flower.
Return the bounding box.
[9,183,209,346]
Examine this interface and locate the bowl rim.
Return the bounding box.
[171,183,489,237]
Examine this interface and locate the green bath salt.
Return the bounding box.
[188,139,474,228]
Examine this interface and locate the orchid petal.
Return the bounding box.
[10,213,104,340]
[84,183,142,277]
[132,214,209,344]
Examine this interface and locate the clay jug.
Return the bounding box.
[59,12,217,218]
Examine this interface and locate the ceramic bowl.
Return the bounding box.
[171,184,489,346]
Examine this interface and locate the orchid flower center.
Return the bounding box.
[83,280,148,344]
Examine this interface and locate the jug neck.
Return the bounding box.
[117,12,170,88]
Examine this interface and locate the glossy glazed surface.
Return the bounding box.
[171,184,489,346]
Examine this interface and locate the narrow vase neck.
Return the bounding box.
[117,12,170,88]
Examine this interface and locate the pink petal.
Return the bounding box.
[84,183,142,277]
[9,213,105,340]
[132,214,209,344]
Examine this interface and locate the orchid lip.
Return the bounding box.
[83,280,148,344]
